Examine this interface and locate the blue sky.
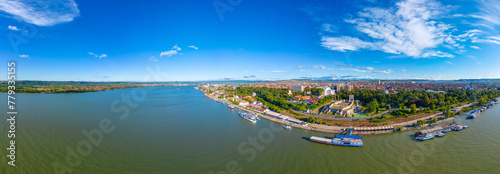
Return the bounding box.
[0,0,499,81]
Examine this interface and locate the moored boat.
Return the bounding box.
[283,125,292,130]
[310,128,363,147]
[228,105,235,109]
[416,134,435,141]
[435,132,446,137]
[238,112,257,123]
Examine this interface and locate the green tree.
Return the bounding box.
[410,104,417,114]
[417,119,427,126]
[307,116,317,123]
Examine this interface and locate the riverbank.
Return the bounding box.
[202,91,478,135]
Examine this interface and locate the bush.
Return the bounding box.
[370,119,386,123]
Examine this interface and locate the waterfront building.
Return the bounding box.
[239,101,249,106]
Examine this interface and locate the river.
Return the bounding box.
[1,86,499,173]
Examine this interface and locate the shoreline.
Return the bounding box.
[202,92,479,135]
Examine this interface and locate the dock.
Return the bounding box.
[310,129,363,147]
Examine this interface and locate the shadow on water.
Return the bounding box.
[301,137,311,142]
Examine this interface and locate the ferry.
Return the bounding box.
[310,129,363,147]
[238,112,257,123]
[283,125,292,130]
[228,105,235,109]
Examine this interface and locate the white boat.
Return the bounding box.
[283,125,292,130]
[416,134,435,141]
[435,132,446,137]
[228,105,235,109]
[239,112,257,123]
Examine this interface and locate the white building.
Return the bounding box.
[239,101,249,106]
[321,86,335,96]
[291,86,305,92]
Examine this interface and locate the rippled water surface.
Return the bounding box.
[1,86,499,173]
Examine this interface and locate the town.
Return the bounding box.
[198,80,500,134]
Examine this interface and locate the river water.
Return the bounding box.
[1,86,499,173]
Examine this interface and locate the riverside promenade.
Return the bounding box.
[202,91,470,134]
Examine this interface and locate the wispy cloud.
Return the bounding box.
[7,25,19,31]
[421,51,454,58]
[270,70,286,73]
[446,61,454,65]
[19,54,29,58]
[302,74,375,80]
[88,52,107,59]
[314,64,393,74]
[470,46,480,49]
[0,0,80,26]
[319,0,471,58]
[472,35,500,45]
[149,56,157,62]
[470,0,500,27]
[321,23,336,33]
[188,45,198,49]
[243,75,256,78]
[321,36,371,52]
[160,45,181,57]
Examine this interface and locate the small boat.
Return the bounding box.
[467,110,479,119]
[283,125,292,130]
[228,105,235,109]
[416,134,435,141]
[435,132,446,137]
[463,125,469,129]
[255,115,261,120]
[452,126,463,131]
[238,112,257,123]
[442,128,452,133]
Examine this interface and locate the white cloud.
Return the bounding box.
[321,36,372,51]
[471,35,500,45]
[188,45,198,49]
[321,23,336,32]
[402,69,407,72]
[0,0,80,26]
[160,50,178,57]
[88,52,107,58]
[19,54,29,58]
[7,25,19,31]
[173,45,181,51]
[446,61,454,65]
[470,0,500,27]
[314,64,393,74]
[149,56,157,62]
[270,70,286,73]
[470,46,480,49]
[321,0,467,58]
[421,51,454,58]
[160,45,181,57]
